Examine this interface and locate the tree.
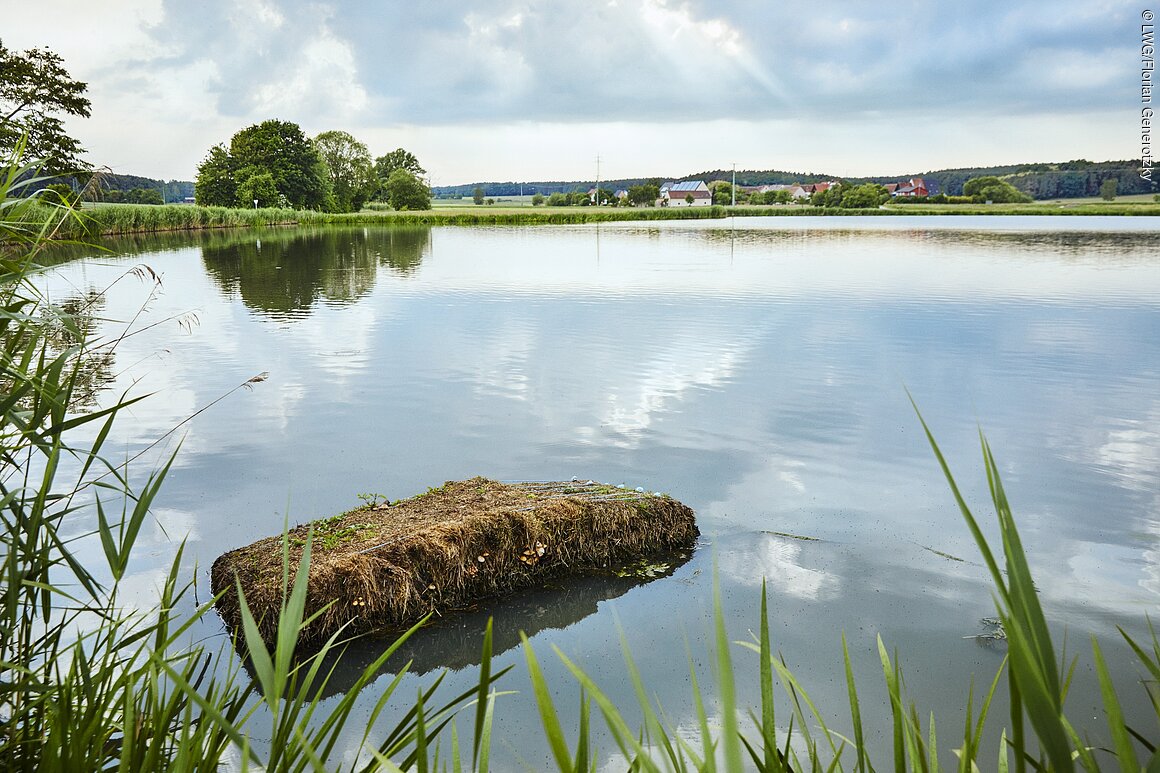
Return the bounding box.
[531,193,545,206]
[228,119,329,209]
[314,130,376,212]
[384,169,431,211]
[374,148,426,181]
[236,170,280,209]
[841,183,890,209]
[41,182,79,207]
[472,186,485,205]
[963,176,1032,203]
[194,145,236,207]
[547,192,567,206]
[627,183,660,207]
[810,182,846,207]
[0,41,91,173]
[709,180,733,206]
[1100,179,1117,201]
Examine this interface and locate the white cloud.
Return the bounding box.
[3,1,1142,180]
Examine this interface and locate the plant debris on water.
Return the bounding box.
[212,477,698,650]
[763,530,822,541]
[964,616,1008,646]
[919,544,967,562]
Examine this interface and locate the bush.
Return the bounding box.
[40,182,79,207]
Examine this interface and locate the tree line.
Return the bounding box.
[194,121,430,213]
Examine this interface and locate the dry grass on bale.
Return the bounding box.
[211,477,699,651]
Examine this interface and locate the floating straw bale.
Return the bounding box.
[211,477,698,650]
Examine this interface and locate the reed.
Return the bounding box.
[41,203,732,237]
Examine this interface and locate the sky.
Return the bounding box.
[2,1,1146,185]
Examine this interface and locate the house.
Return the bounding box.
[660,180,713,207]
[760,183,810,200]
[890,177,937,197]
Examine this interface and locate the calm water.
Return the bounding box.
[42,216,1160,768]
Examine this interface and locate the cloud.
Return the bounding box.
[11,1,1140,123]
[4,0,1142,179]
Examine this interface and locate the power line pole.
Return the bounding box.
[596,154,601,205]
[731,163,736,207]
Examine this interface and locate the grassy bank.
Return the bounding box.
[46,202,730,236]
[23,196,1160,239]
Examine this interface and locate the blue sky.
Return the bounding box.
[4,1,1144,184]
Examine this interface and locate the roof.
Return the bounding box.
[668,180,707,192]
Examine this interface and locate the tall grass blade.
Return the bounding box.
[842,633,868,773]
[522,632,574,771]
[713,568,744,773]
[473,617,495,769]
[554,645,663,773]
[1091,637,1137,770]
[760,582,788,773]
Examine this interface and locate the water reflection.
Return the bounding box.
[34,218,1160,767]
[201,227,431,317]
[286,552,692,697]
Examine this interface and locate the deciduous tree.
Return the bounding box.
[963,176,1031,203]
[228,120,329,209]
[315,130,376,212]
[194,145,236,207]
[627,183,659,207]
[385,169,431,211]
[841,183,890,208]
[375,148,426,200]
[236,169,280,209]
[0,40,91,173]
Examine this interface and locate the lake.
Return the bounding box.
[41,215,1160,768]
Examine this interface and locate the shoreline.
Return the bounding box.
[38,200,1160,238]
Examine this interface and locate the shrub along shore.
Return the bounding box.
[23,197,1160,238]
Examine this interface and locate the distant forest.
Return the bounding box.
[82,173,194,204]
[436,159,1154,200]
[79,159,1152,205]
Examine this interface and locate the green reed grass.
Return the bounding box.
[4,146,1159,770]
[33,198,1160,241]
[40,202,732,237]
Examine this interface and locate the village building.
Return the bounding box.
[759,183,810,199]
[889,177,937,197]
[659,180,713,207]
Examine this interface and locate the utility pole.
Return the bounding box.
[731,163,736,207]
[595,154,601,205]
